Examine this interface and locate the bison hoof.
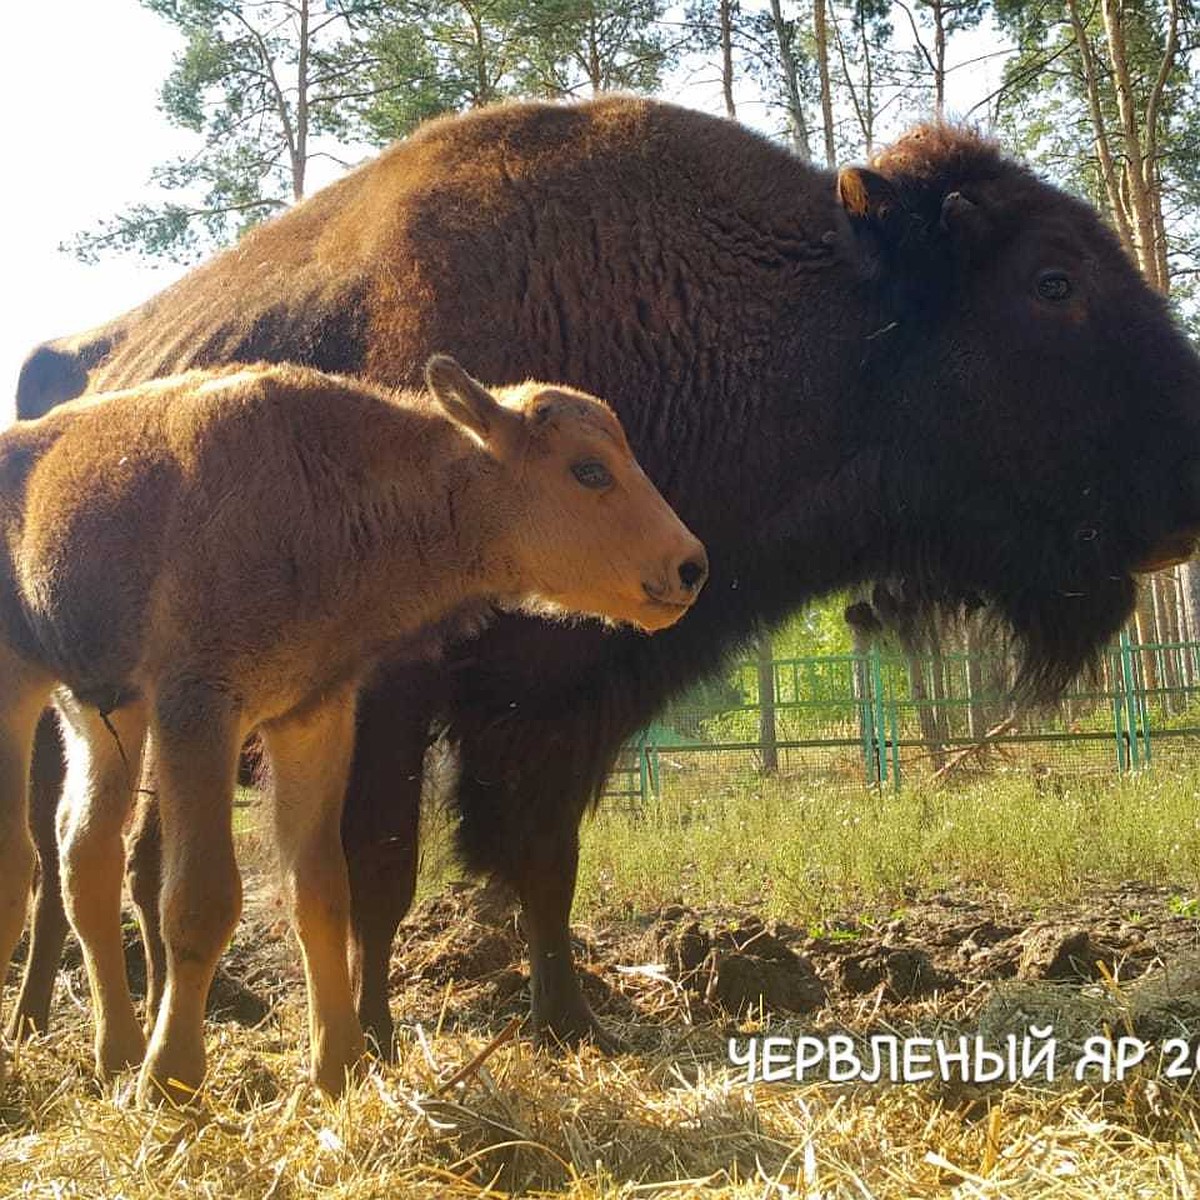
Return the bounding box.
[360,1015,398,1062]
[6,1008,49,1044]
[534,1009,627,1056]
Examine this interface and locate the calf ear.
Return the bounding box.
[425,355,509,445]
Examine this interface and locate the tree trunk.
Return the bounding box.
[1100,0,1161,288]
[1133,589,1160,691]
[832,0,875,157]
[1181,563,1200,683]
[1066,0,1136,259]
[908,652,946,773]
[965,618,985,740]
[587,7,602,93]
[293,0,309,200]
[769,0,811,158]
[932,0,946,117]
[719,0,737,119]
[813,0,836,167]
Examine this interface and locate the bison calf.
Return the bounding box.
[0,358,705,1103]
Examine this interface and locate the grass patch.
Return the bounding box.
[576,763,1200,924]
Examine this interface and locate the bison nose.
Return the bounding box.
[678,554,708,594]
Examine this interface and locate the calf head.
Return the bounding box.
[426,356,707,631]
[840,124,1200,693]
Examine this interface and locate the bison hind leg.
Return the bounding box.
[342,664,435,1058]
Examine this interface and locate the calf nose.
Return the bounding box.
[644,543,708,608]
[678,554,708,594]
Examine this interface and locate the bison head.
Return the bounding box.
[838,124,1200,695]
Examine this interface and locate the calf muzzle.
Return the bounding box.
[642,547,709,608]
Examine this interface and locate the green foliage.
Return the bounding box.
[70,0,686,263]
[993,0,1200,292]
[342,0,680,144]
[655,598,858,746]
[68,0,381,262]
[517,0,679,96]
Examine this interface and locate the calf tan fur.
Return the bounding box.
[0,358,705,1103]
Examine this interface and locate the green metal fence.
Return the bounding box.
[604,632,1200,806]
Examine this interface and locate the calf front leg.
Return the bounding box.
[8,712,68,1040]
[56,696,148,1077]
[138,685,242,1107]
[264,689,364,1095]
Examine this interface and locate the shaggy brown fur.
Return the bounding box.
[14,100,1200,1055]
[0,358,704,1101]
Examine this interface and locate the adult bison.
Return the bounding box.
[13,98,1200,1054]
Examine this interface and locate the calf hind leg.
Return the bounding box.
[0,663,54,1078]
[125,771,166,1034]
[56,696,149,1076]
[264,689,365,1094]
[139,685,243,1106]
[8,712,69,1040]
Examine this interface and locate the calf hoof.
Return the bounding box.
[530,964,627,1055]
[138,1038,206,1108]
[312,1028,367,1096]
[97,1021,147,1079]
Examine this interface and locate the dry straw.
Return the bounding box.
[4,963,1200,1199]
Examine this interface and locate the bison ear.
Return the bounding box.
[425,355,514,449]
[837,167,903,234]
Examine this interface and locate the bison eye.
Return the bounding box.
[1037,270,1072,301]
[571,459,613,489]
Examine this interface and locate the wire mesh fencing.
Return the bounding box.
[603,631,1200,810]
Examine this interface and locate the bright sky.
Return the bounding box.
[0,1,191,415]
[0,1,1004,422]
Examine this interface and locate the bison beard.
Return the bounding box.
[12,99,1200,1051]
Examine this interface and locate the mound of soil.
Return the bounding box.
[16,875,1200,1047]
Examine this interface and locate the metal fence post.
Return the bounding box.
[854,646,878,784]
[1115,628,1152,771]
[870,644,896,787]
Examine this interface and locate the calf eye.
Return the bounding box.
[571,459,613,489]
[1037,270,1072,301]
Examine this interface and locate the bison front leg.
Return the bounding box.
[516,823,621,1052]
[264,690,365,1095]
[8,712,69,1041]
[455,726,623,1054]
[342,664,434,1058]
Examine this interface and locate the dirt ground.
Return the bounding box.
[9,873,1200,1197]
[379,877,1200,1057]
[37,871,1199,1060]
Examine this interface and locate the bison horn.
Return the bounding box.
[940,190,977,233]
